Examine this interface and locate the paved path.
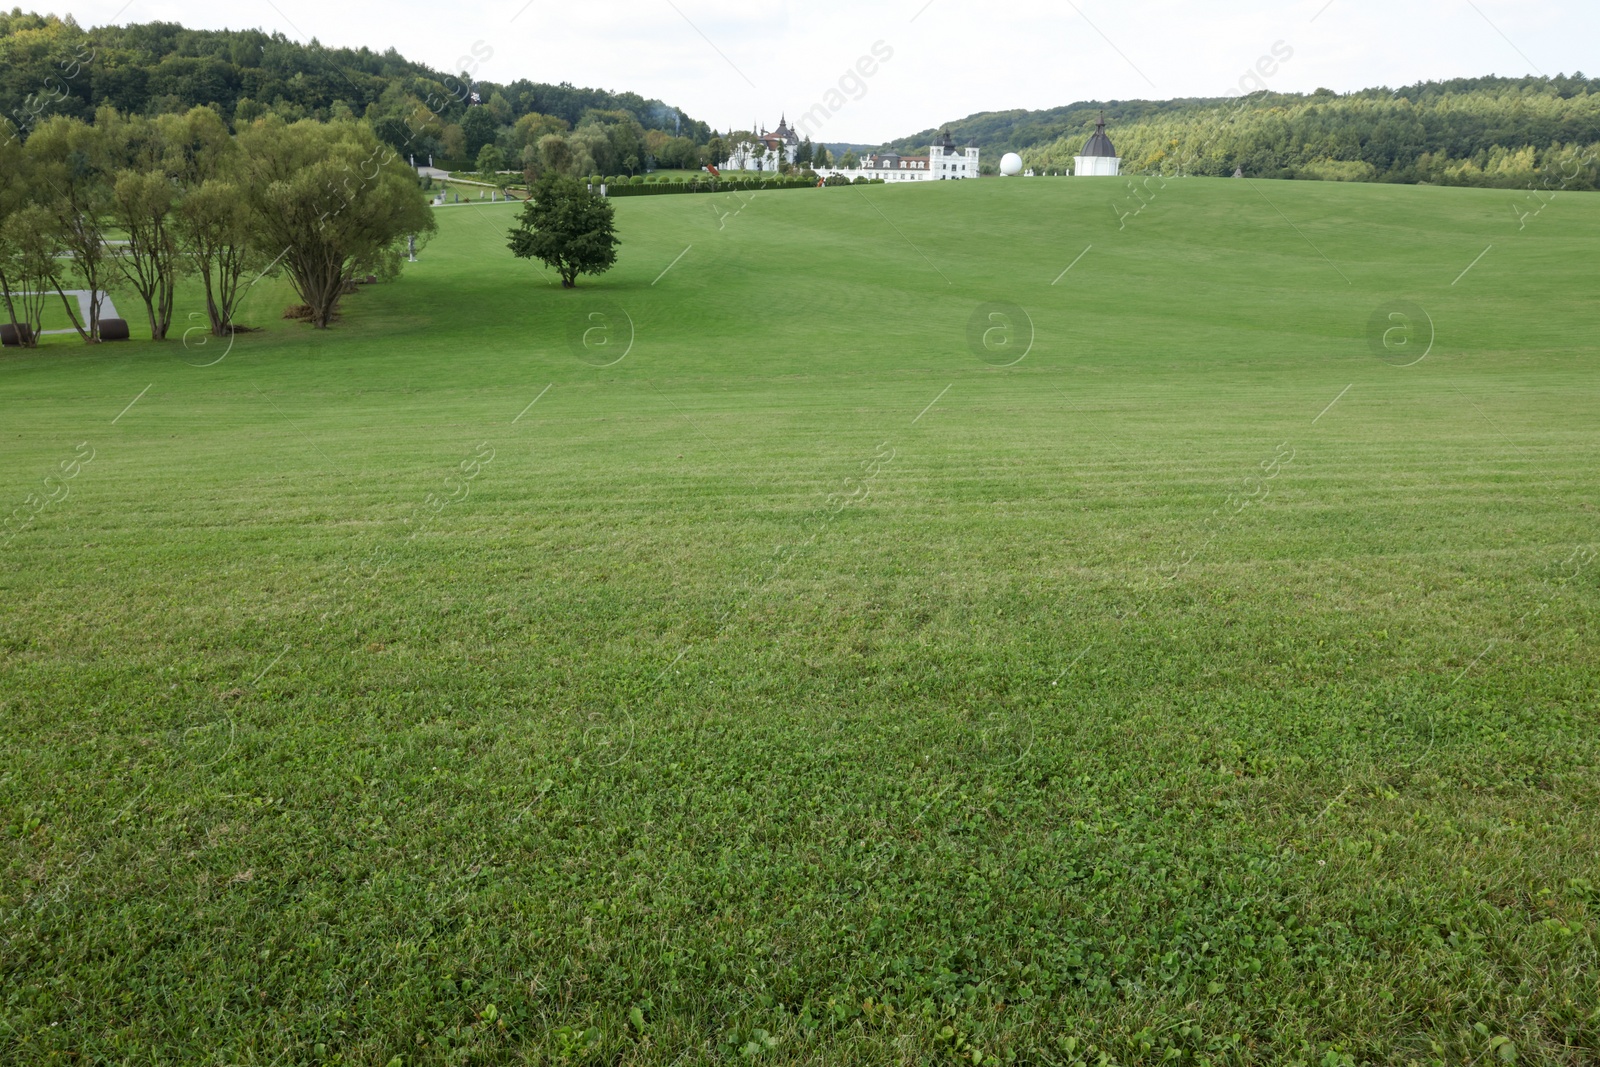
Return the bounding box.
[35,290,121,335]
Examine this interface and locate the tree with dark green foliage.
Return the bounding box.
[460,105,498,159]
[507,172,617,288]
[476,143,505,177]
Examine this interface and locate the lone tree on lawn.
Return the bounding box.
[507,173,617,288]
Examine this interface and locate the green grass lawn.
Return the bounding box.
[2,177,1597,1065]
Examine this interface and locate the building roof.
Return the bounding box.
[1080,116,1117,157]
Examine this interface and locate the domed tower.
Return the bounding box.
[1073,115,1121,177]
[765,113,800,165]
[929,125,978,179]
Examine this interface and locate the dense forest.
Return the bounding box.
[0,10,714,170]
[889,76,1600,188]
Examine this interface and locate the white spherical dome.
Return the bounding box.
[1000,153,1023,177]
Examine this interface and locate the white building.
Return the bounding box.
[722,116,800,171]
[812,127,980,183]
[1074,116,1121,177]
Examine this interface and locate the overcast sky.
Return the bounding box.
[68,0,1599,141]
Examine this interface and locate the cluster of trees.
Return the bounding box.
[0,106,433,344]
[521,109,690,180]
[1,12,715,172]
[3,12,887,190]
[879,74,1600,189]
[1021,79,1600,187]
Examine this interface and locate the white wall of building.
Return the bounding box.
[813,143,980,183]
[724,140,797,171]
[1074,155,1122,176]
[930,143,980,179]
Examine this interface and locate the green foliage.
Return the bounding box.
[879,76,1600,190]
[594,174,819,197]
[888,75,1600,176]
[507,171,617,287]
[235,116,436,326]
[475,143,505,176]
[0,12,714,147]
[460,106,496,160]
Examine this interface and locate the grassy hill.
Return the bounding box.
[3,177,1598,1064]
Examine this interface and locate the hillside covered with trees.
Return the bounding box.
[0,10,716,173]
[890,75,1600,188]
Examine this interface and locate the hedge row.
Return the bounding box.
[597,176,886,197]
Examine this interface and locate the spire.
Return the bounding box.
[1082,114,1117,157]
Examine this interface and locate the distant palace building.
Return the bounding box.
[1074,116,1121,176]
[723,116,801,171]
[813,127,980,183]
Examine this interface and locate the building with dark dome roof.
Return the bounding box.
[723,115,803,171]
[1073,115,1122,177]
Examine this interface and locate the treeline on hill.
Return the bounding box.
[0,107,434,345]
[0,11,716,176]
[890,76,1600,188]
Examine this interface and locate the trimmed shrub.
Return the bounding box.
[599,176,822,198]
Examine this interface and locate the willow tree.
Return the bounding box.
[236,117,435,328]
[0,127,61,348]
[102,108,236,340]
[169,109,260,337]
[175,180,259,338]
[24,114,114,342]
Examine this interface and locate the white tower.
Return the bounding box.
[927,127,979,179]
[1073,115,1121,177]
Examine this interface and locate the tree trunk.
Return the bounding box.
[288,249,346,329]
[0,278,24,347]
[200,253,224,336]
[153,267,174,341]
[56,287,92,344]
